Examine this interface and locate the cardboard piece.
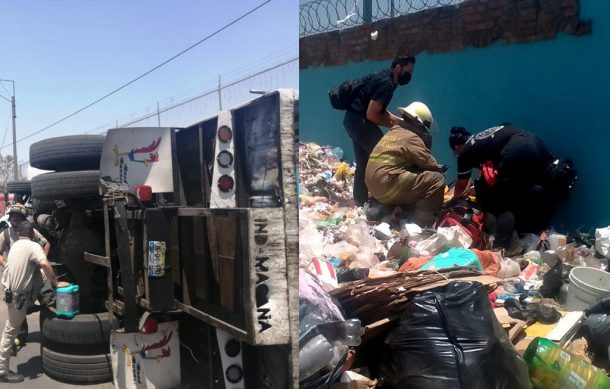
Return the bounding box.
[330,370,378,389]
[409,274,502,293]
[525,311,584,345]
[494,307,527,343]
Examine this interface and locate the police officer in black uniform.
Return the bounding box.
[343,55,415,206]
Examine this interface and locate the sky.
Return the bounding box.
[0,0,298,174]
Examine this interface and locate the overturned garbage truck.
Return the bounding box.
[27,89,299,387]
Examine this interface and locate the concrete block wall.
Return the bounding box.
[300,0,591,69]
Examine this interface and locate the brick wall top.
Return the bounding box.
[300,0,591,69]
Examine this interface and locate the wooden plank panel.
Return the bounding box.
[248,208,289,345]
[193,217,208,301]
[278,90,300,387]
[84,252,110,268]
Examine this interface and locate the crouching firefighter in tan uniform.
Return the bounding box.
[0,221,65,383]
[364,102,445,227]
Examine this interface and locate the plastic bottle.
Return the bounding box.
[548,233,567,251]
[523,337,610,389]
[299,334,334,380]
[333,146,344,161]
[334,318,363,347]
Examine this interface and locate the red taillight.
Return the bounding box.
[134,185,153,202]
[141,317,158,334]
[218,126,233,143]
[225,339,241,358]
[217,150,234,168]
[218,175,234,192]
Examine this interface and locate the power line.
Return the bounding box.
[2,0,272,152]
[0,111,9,151]
[0,81,10,97]
[102,44,297,129]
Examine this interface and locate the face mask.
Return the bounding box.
[397,71,412,85]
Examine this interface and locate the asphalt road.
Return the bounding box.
[0,276,114,388]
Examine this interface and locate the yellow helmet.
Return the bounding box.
[397,102,433,130]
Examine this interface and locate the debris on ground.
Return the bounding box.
[298,141,610,388]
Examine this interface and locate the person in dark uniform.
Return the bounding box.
[448,125,554,248]
[343,55,415,206]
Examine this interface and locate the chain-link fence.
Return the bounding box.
[92,57,299,132]
[300,0,464,36]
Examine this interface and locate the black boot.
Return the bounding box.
[0,371,24,383]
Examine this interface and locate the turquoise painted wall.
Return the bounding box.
[300,0,610,230]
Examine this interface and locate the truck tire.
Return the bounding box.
[5,180,31,194]
[30,135,106,171]
[41,307,117,355]
[31,171,100,200]
[32,198,57,214]
[41,346,112,384]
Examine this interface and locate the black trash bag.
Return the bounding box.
[539,258,563,298]
[336,267,370,283]
[581,293,610,357]
[378,281,530,389]
[504,298,561,324]
[581,313,610,357]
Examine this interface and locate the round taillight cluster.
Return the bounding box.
[218,175,234,192]
[224,338,241,358]
[217,150,234,168]
[226,364,243,384]
[218,125,233,143]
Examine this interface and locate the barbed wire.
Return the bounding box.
[300,0,463,36]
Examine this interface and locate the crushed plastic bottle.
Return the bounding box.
[299,334,334,380]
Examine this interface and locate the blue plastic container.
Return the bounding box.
[55,284,80,318]
[421,247,483,272]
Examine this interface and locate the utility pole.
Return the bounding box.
[218,75,222,110]
[0,79,18,180]
[157,102,161,126]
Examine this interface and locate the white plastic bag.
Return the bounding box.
[436,226,473,248]
[595,226,610,258]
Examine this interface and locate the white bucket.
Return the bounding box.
[565,267,610,311]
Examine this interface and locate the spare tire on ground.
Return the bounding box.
[40,307,118,355]
[41,346,112,384]
[5,180,31,194]
[31,170,100,200]
[30,135,106,171]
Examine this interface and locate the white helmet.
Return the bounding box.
[397,102,433,130]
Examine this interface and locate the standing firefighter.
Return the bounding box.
[340,55,416,206]
[365,102,445,227]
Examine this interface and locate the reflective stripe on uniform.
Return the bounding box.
[376,171,417,203]
[368,153,407,166]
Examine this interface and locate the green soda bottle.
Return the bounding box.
[523,337,610,389]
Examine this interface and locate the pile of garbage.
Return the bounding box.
[299,141,610,388]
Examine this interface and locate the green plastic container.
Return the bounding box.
[421,247,483,272]
[523,337,610,389]
[55,284,80,318]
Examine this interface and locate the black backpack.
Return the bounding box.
[541,157,577,198]
[328,78,365,110]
